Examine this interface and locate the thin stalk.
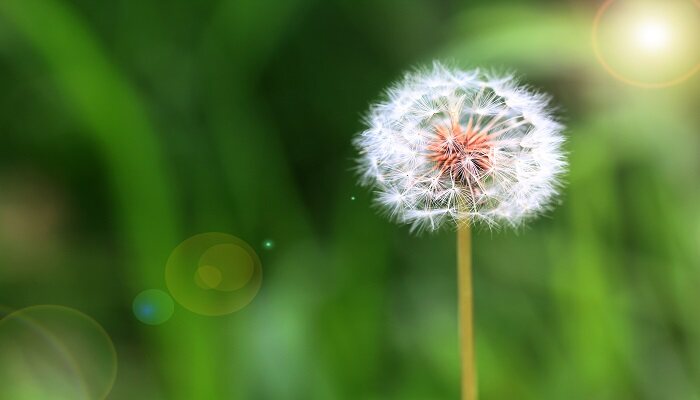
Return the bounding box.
[458,223,477,400]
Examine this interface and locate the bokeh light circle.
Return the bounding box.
[0,305,117,400]
[165,233,262,316]
[261,239,275,251]
[592,0,700,88]
[132,289,174,325]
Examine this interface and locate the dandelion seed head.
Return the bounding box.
[354,62,567,232]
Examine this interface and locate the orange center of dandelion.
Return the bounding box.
[427,116,496,187]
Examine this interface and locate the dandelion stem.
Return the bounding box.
[458,223,477,400]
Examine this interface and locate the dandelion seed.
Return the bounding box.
[354,62,566,232]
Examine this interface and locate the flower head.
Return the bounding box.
[354,62,566,232]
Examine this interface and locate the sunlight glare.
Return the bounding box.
[634,20,671,52]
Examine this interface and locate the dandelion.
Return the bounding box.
[355,62,565,231]
[353,62,566,400]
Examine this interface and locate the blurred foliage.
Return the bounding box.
[0,0,699,399]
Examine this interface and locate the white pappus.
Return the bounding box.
[354,62,567,232]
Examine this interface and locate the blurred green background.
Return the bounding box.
[0,0,699,399]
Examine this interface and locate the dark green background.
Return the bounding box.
[1,0,699,399]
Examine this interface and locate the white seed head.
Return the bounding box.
[354,62,567,232]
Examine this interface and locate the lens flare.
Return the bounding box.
[0,306,117,400]
[132,289,175,325]
[165,233,262,316]
[634,20,670,52]
[262,239,275,251]
[592,0,700,88]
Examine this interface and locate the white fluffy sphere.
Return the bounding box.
[354,62,567,232]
